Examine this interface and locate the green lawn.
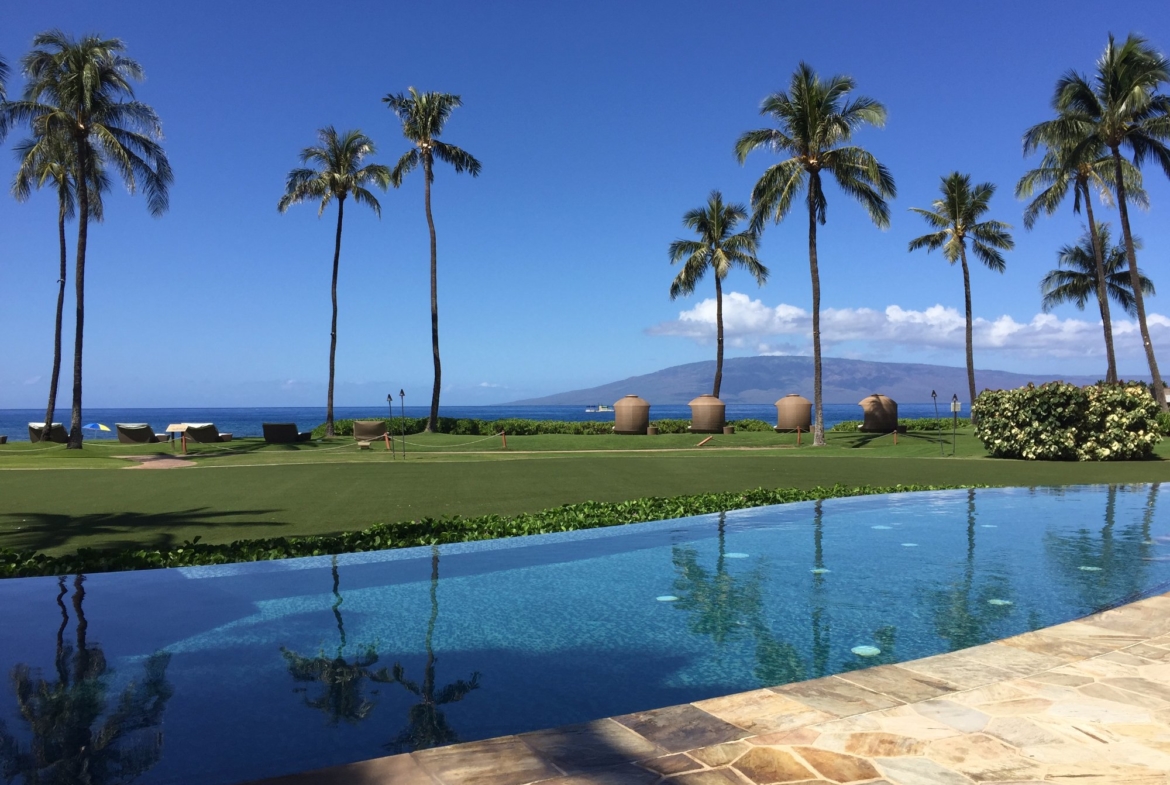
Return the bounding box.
[2,429,1168,556]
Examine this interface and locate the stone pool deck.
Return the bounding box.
[259,592,1170,785]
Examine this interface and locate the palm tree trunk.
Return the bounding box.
[325,197,345,438]
[67,140,89,449]
[959,246,977,420]
[713,273,724,398]
[808,186,824,446]
[1111,146,1166,410]
[1081,183,1117,383]
[424,159,441,433]
[43,195,68,439]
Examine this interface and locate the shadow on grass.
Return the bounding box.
[833,430,952,449]
[180,439,355,462]
[0,507,283,554]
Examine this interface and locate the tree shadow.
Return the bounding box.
[834,430,950,449]
[0,507,284,554]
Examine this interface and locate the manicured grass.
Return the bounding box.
[1,427,1168,557]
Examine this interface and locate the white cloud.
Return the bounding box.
[478,382,504,388]
[22,375,42,386]
[648,292,1170,359]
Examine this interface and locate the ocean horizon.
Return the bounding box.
[0,402,951,441]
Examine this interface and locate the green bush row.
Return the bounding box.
[314,417,781,438]
[0,483,960,579]
[828,417,971,433]
[972,381,1161,461]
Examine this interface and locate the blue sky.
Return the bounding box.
[2,0,1169,407]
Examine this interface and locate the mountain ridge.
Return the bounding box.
[506,356,1124,405]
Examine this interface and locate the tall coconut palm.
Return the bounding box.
[6,31,171,448]
[13,131,109,442]
[735,63,895,445]
[908,173,1014,415]
[1042,225,1154,335]
[278,127,390,438]
[0,53,9,141]
[1017,131,1146,383]
[668,191,768,397]
[1041,34,1170,410]
[383,88,481,433]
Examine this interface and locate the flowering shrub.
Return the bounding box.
[972,381,1160,461]
[1079,381,1162,460]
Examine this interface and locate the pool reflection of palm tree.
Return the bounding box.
[282,555,385,725]
[931,489,1013,651]
[1043,484,1161,611]
[670,504,900,686]
[671,513,764,645]
[384,546,480,754]
[0,575,174,784]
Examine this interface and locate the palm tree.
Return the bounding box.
[384,88,482,433]
[668,191,768,397]
[0,53,9,141]
[1040,34,1170,410]
[735,63,895,445]
[1017,130,1146,383]
[13,131,109,443]
[6,31,171,448]
[1041,225,1154,339]
[908,173,1014,414]
[278,127,390,438]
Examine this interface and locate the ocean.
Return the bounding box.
[0,402,951,441]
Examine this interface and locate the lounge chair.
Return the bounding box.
[116,423,162,444]
[28,423,68,443]
[263,423,312,444]
[184,423,233,443]
[353,420,388,441]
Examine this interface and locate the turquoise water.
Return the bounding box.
[0,485,1165,784]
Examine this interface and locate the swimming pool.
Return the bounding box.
[0,485,1166,784]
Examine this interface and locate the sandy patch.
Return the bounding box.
[117,454,194,470]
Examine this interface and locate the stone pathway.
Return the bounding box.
[255,592,1170,785]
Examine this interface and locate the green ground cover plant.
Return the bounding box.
[973,381,1161,461]
[315,417,783,438]
[0,483,957,579]
[830,417,967,433]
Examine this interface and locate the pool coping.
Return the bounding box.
[252,589,1170,784]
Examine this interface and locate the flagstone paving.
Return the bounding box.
[255,592,1170,785]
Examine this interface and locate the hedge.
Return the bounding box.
[0,484,962,579]
[315,417,781,438]
[972,381,1161,461]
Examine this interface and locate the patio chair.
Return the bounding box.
[263,423,312,444]
[116,423,162,444]
[353,420,388,441]
[184,423,233,443]
[28,423,68,443]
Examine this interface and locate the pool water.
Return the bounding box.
[0,485,1167,784]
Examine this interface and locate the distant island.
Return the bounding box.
[507,356,1125,405]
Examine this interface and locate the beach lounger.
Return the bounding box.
[184,423,233,443]
[116,423,162,444]
[353,420,388,441]
[263,423,312,444]
[28,423,68,443]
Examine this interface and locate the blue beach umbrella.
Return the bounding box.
[82,423,112,433]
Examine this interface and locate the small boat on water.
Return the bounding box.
[584,404,613,413]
